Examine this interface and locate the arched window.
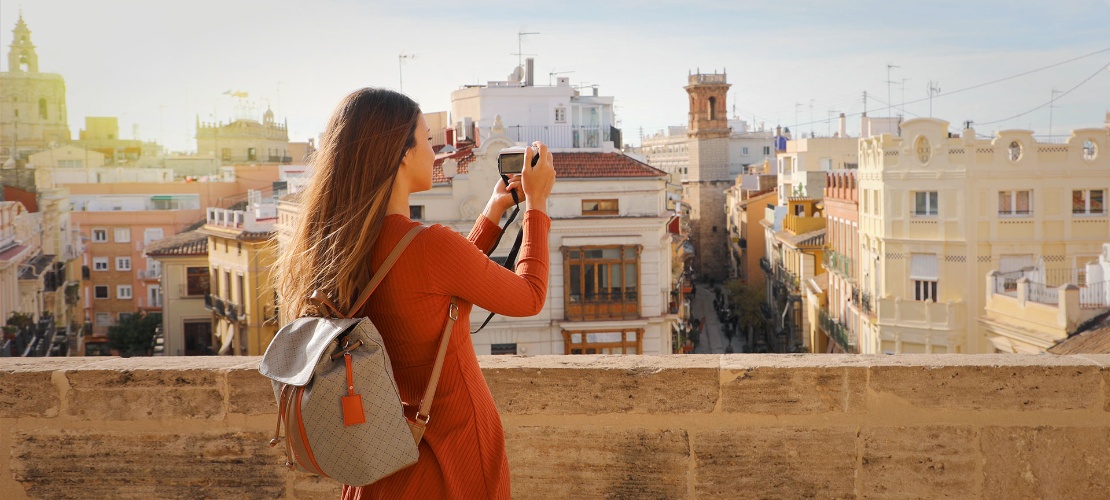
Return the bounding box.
[708,97,717,121]
[39,98,48,120]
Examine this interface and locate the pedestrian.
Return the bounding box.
[274,88,557,499]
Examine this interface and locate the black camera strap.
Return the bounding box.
[472,176,526,334]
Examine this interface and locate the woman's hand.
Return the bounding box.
[482,175,524,224]
[522,141,556,213]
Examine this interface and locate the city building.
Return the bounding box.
[196,108,290,164]
[0,14,71,162]
[146,230,213,356]
[683,71,733,279]
[200,190,279,356]
[449,58,620,150]
[775,135,859,201]
[761,197,826,352]
[857,118,1110,354]
[818,170,859,353]
[724,160,776,284]
[72,117,162,167]
[0,201,34,323]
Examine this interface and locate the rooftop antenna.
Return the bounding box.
[398,52,417,93]
[1048,88,1064,141]
[886,64,900,118]
[548,68,574,86]
[927,81,941,117]
[514,31,539,70]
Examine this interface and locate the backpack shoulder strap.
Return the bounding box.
[346,225,425,318]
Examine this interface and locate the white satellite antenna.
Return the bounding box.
[509,66,524,83]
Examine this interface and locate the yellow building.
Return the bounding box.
[761,197,826,352]
[196,109,290,165]
[858,118,1110,354]
[0,15,71,162]
[146,231,214,356]
[200,191,278,355]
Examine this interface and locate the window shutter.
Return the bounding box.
[998,254,1034,274]
[909,254,938,280]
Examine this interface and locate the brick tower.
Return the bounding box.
[683,71,731,279]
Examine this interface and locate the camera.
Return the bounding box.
[497,146,539,176]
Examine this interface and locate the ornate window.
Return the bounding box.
[562,329,643,354]
[563,245,640,321]
[708,97,717,121]
[1073,190,1105,215]
[999,190,1032,216]
[39,98,47,120]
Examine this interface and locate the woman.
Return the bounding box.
[275,88,555,498]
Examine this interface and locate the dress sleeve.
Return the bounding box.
[467,214,502,256]
[427,210,550,317]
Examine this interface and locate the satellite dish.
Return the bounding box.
[509,66,523,83]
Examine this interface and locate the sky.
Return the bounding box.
[6,0,1110,152]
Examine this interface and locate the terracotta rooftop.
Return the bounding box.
[145,230,208,257]
[432,148,476,184]
[1048,314,1110,354]
[431,149,666,184]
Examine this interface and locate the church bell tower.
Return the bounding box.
[8,14,39,73]
[683,71,732,279]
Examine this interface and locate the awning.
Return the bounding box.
[218,324,236,355]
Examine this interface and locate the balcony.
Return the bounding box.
[982,271,1109,353]
[822,248,854,280]
[138,269,161,280]
[3,355,1107,499]
[783,213,826,235]
[817,308,856,352]
[204,294,227,316]
[772,265,800,293]
[565,291,640,322]
[489,125,613,150]
[876,296,963,331]
[759,256,773,274]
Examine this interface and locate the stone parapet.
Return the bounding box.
[2,354,1109,499]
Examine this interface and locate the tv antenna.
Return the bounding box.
[513,31,539,70]
[399,52,417,92]
[927,81,941,117]
[886,64,900,118]
[549,68,574,86]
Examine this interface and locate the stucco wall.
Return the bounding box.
[3,354,1109,499]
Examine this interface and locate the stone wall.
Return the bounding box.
[2,354,1109,499]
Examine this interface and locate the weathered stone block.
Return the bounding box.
[0,358,101,418]
[227,361,277,415]
[10,429,285,499]
[506,426,689,499]
[868,355,1101,411]
[693,427,856,499]
[860,426,979,498]
[292,472,343,499]
[482,355,718,414]
[982,426,1110,499]
[721,355,867,414]
[64,358,229,420]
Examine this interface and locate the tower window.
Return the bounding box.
[39,99,48,120]
[708,97,717,121]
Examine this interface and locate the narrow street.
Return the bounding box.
[690,281,746,354]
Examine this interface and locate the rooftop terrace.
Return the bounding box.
[2,354,1108,499]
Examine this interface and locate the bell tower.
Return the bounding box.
[8,14,39,73]
[682,71,732,279]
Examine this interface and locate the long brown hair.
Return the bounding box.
[275,88,420,318]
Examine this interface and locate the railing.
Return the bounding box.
[138,269,161,280]
[1080,281,1108,309]
[499,125,609,149]
[759,256,773,274]
[783,213,826,235]
[204,294,215,311]
[1025,280,1059,305]
[992,271,1023,296]
[817,308,855,352]
[861,291,874,317]
[773,265,799,292]
[822,248,854,280]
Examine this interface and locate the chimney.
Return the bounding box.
[860,113,868,138]
[838,113,847,138]
[525,58,534,87]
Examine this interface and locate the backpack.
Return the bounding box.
[258,225,456,486]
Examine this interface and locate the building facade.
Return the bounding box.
[857,118,1110,354]
[196,109,290,164]
[146,231,212,356]
[761,197,826,353]
[819,170,859,353]
[201,192,279,356]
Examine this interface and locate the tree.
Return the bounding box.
[725,279,768,345]
[107,312,162,357]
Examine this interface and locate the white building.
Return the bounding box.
[449,58,619,150]
[639,120,775,182]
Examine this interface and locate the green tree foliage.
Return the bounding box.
[3,311,34,335]
[725,279,767,334]
[107,312,162,357]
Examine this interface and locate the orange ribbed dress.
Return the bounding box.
[341,210,550,500]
